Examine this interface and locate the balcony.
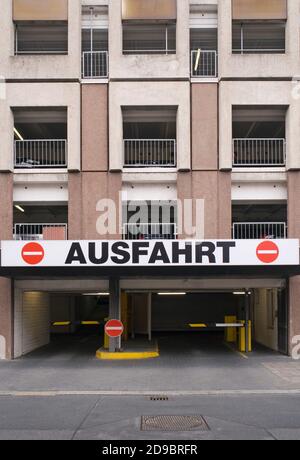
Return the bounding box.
[82,51,108,79]
[123,223,177,240]
[14,224,68,241]
[13,108,68,170]
[191,50,217,78]
[233,222,287,240]
[233,138,286,167]
[14,139,67,169]
[124,139,177,168]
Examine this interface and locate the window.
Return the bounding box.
[232,21,286,54]
[81,6,109,78]
[15,21,68,55]
[123,23,176,55]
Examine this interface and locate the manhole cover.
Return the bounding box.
[141,415,209,432]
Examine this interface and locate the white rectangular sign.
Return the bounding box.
[0,240,299,268]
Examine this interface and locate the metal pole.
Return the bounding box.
[90,7,94,77]
[109,278,121,353]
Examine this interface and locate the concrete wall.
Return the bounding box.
[253,289,278,352]
[109,0,190,80]
[109,81,191,171]
[177,171,232,239]
[0,0,81,80]
[0,82,81,172]
[219,81,300,170]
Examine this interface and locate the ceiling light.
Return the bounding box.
[157,292,187,296]
[15,205,25,213]
[14,127,24,141]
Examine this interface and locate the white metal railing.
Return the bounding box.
[233,223,287,240]
[14,224,68,241]
[14,140,67,169]
[191,50,218,77]
[123,223,177,240]
[124,139,177,168]
[233,139,286,167]
[82,51,108,79]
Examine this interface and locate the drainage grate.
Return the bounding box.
[141,415,209,432]
[149,396,169,401]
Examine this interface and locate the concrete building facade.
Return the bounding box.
[0,0,299,360]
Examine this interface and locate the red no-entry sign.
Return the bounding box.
[256,241,280,264]
[105,319,124,338]
[22,242,45,265]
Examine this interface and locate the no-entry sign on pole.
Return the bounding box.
[105,319,124,338]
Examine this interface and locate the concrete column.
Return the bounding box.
[191,84,218,171]
[288,171,300,353]
[109,278,121,353]
[68,172,83,240]
[0,173,13,359]
[177,171,232,239]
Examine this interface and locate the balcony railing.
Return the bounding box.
[82,51,108,79]
[191,50,218,78]
[14,140,67,169]
[14,224,68,241]
[123,223,177,240]
[233,222,287,240]
[233,138,286,167]
[124,139,177,168]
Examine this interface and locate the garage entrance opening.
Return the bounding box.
[127,287,288,357]
[17,291,110,359]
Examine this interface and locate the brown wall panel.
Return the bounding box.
[0,173,13,359]
[81,172,122,240]
[122,0,177,21]
[13,0,68,21]
[82,85,108,172]
[232,0,287,20]
[287,172,300,354]
[177,171,232,239]
[192,84,218,171]
[68,173,83,240]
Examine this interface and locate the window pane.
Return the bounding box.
[123,23,176,54]
[16,22,68,54]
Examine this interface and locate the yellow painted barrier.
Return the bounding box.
[104,318,110,350]
[52,322,71,327]
[225,316,238,343]
[81,321,100,326]
[189,324,207,328]
[238,321,252,353]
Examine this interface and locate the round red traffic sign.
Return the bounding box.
[256,241,279,264]
[22,242,45,266]
[105,319,124,338]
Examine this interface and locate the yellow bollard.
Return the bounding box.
[238,321,252,353]
[225,316,237,343]
[104,318,110,350]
